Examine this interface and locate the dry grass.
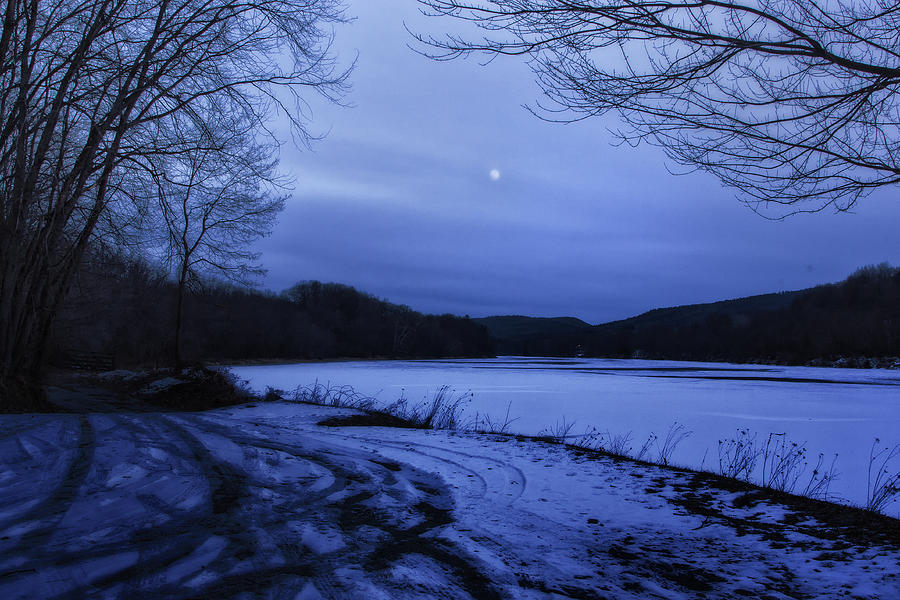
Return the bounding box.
[867,439,900,513]
[289,381,471,431]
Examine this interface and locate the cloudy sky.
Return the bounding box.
[257,1,900,324]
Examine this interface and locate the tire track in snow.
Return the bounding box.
[16,412,327,598]
[301,427,528,506]
[0,415,95,557]
[165,413,506,600]
[198,414,513,504]
[1,410,505,599]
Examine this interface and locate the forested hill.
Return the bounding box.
[50,256,494,368]
[478,264,900,365]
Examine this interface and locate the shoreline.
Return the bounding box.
[213,354,900,370]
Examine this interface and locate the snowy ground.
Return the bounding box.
[1,391,898,598]
[231,357,900,512]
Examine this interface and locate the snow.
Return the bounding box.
[1,399,897,598]
[296,522,346,554]
[230,357,900,512]
[139,376,185,393]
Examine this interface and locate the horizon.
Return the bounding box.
[261,264,860,326]
[253,1,900,324]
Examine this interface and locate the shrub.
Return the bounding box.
[866,439,900,513]
[656,422,691,466]
[801,452,839,501]
[298,382,471,430]
[761,432,809,493]
[471,401,517,434]
[717,429,759,480]
[289,380,377,411]
[141,367,255,410]
[384,386,473,430]
[538,416,576,443]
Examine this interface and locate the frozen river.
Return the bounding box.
[230,357,900,513]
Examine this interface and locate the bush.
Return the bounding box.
[867,439,900,513]
[141,368,255,410]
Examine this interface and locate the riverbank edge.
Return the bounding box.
[50,367,900,541]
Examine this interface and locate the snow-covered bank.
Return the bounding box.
[1,397,898,599]
[231,357,900,513]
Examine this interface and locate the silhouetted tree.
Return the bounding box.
[417,1,900,212]
[0,0,348,407]
[150,118,285,368]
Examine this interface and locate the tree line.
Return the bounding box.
[49,252,494,367]
[488,265,900,366]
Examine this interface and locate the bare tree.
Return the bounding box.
[148,115,285,368]
[415,1,900,212]
[0,0,348,407]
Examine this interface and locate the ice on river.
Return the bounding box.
[230,357,900,513]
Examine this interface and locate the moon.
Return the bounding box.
[489,169,501,181]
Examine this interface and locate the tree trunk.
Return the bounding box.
[0,196,99,411]
[174,266,188,371]
[0,249,54,411]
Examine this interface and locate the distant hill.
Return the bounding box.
[482,264,900,365]
[597,290,803,332]
[478,291,804,355]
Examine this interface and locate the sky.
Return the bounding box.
[256,1,900,324]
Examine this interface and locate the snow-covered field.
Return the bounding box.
[231,357,900,513]
[1,399,897,599]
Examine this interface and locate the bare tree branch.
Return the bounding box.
[143,111,285,367]
[414,0,900,213]
[0,0,348,404]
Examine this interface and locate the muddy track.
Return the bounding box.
[0,416,95,551]
[0,412,503,599]
[174,415,505,599]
